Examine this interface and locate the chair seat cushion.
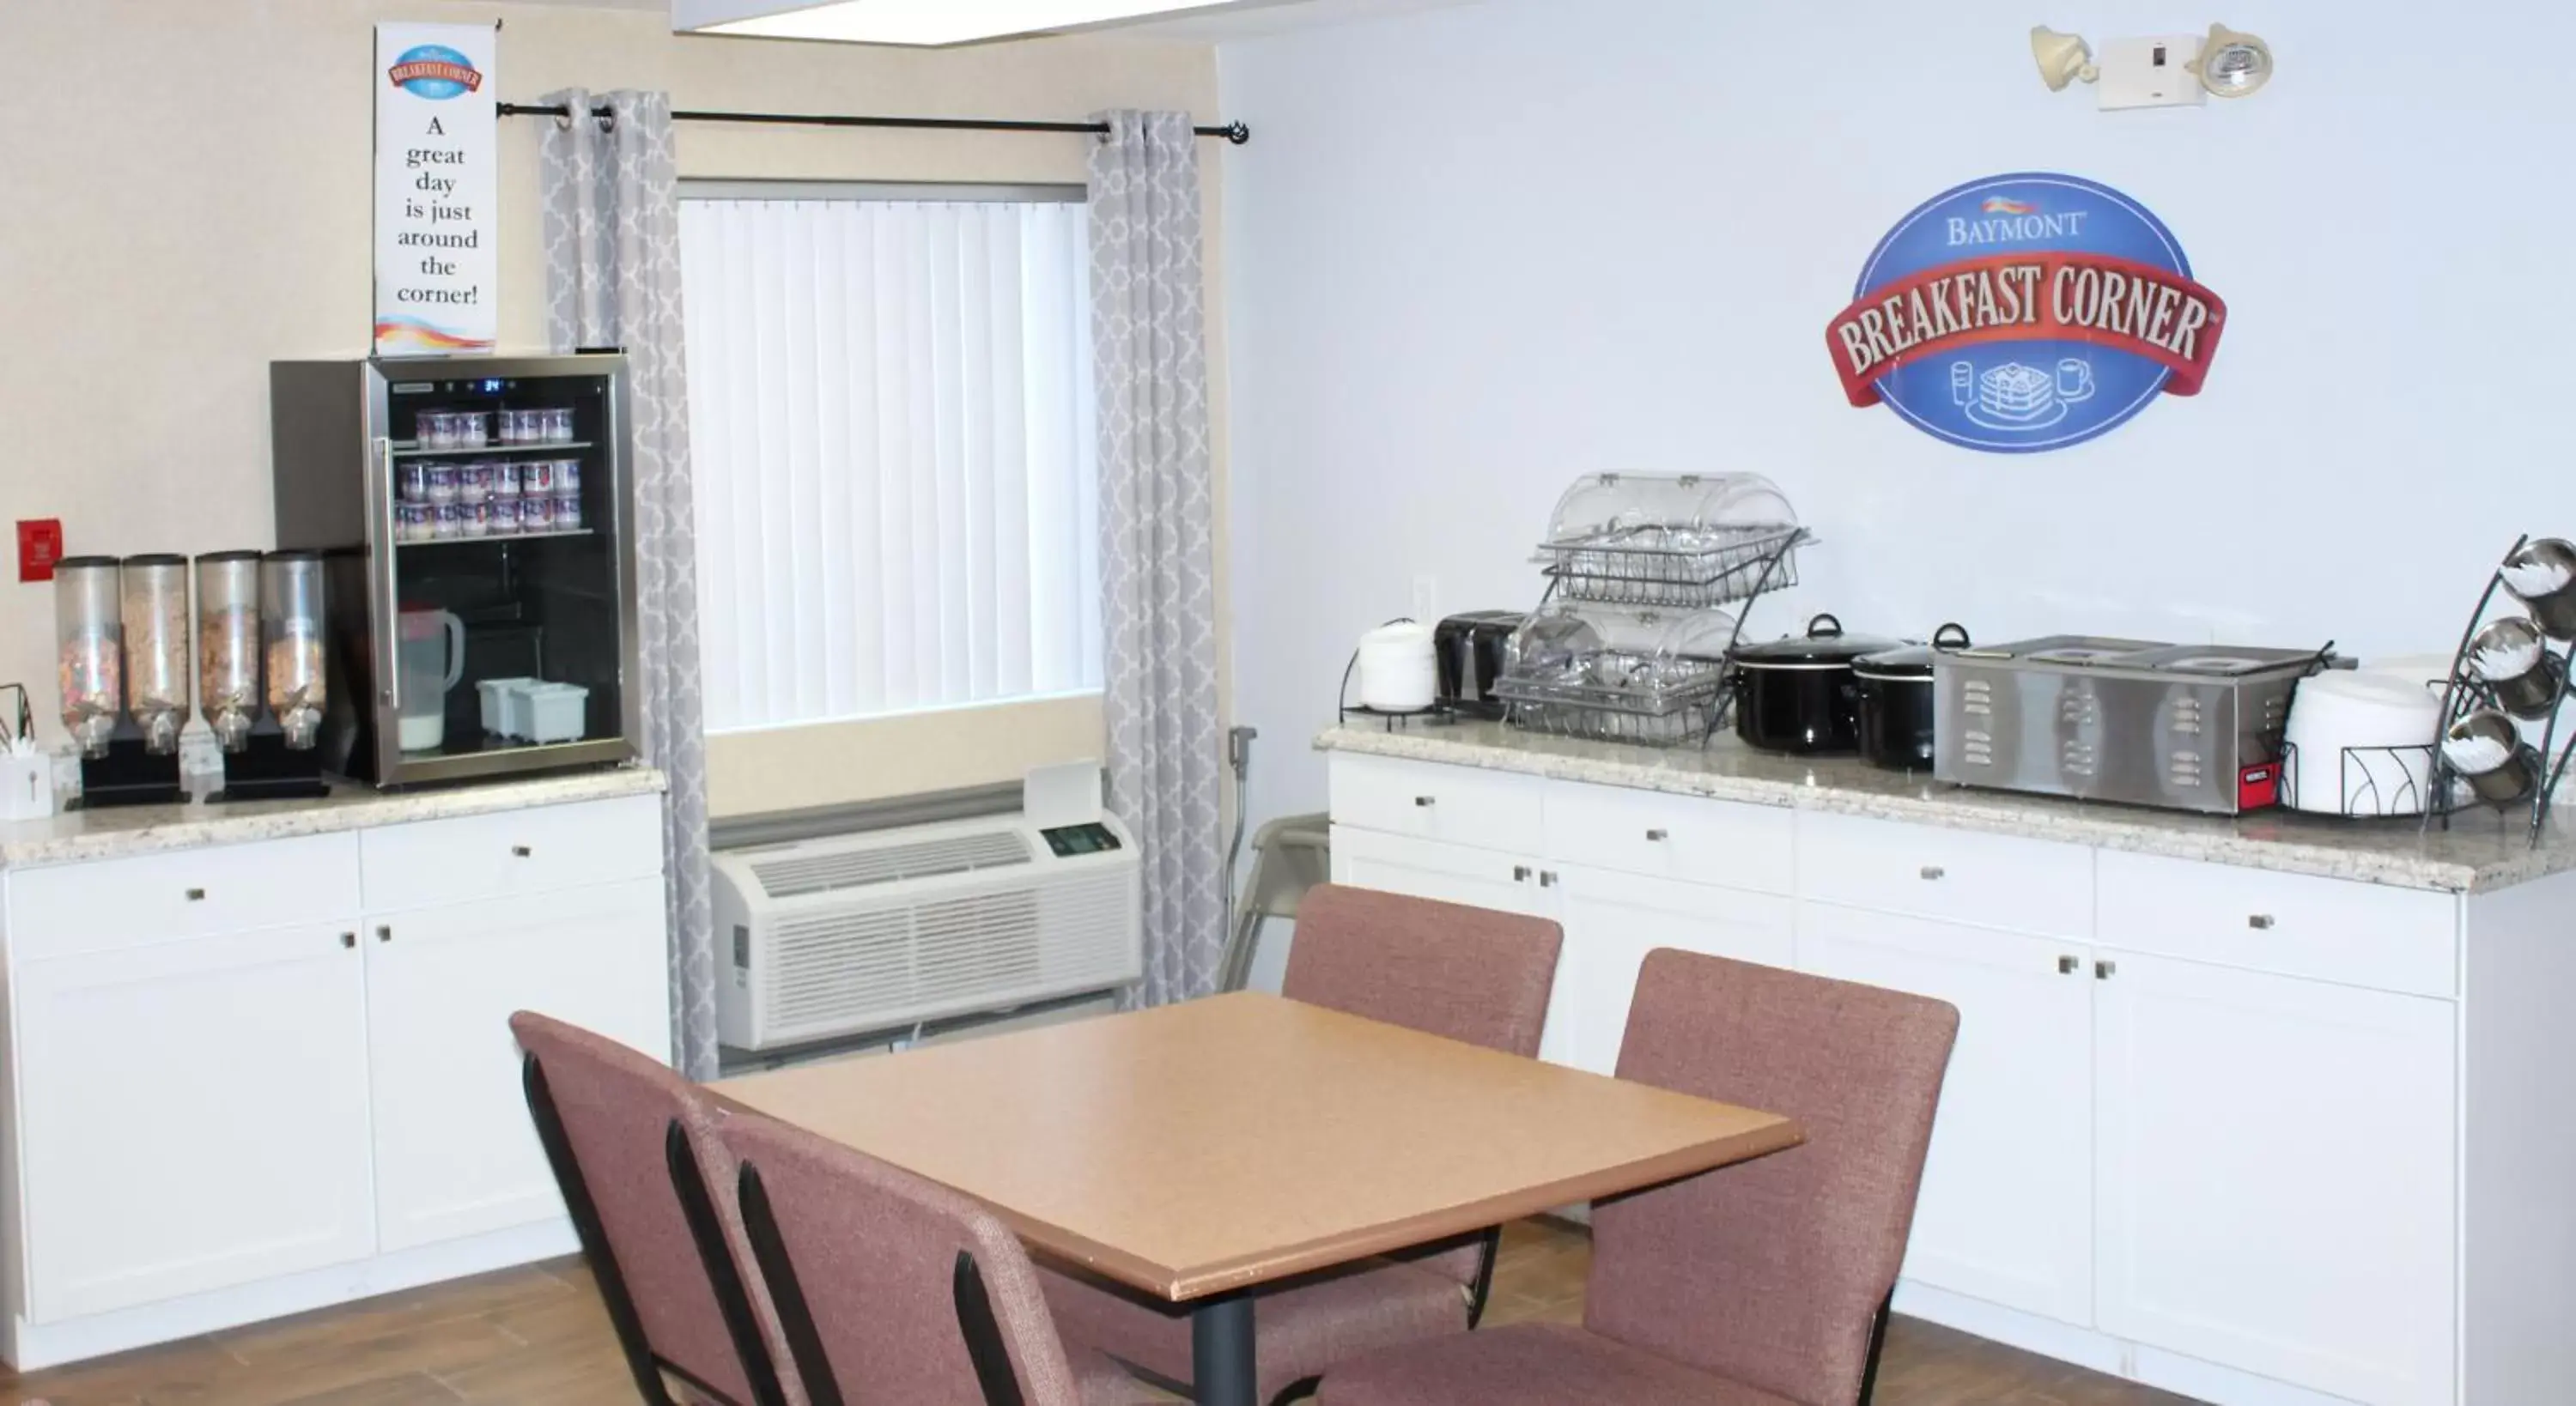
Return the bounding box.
[1042,1258,1470,1403]
[1317,1322,1799,1406]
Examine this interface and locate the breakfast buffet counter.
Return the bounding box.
[1315,720,2572,893]
[0,766,667,870]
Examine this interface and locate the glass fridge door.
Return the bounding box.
[368,356,636,784]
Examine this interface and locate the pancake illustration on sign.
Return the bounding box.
[1826,173,2227,453]
[1954,357,2095,431]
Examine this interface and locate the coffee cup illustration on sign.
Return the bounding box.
[2057,358,2095,403]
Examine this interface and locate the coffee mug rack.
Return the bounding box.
[2425,534,2576,844]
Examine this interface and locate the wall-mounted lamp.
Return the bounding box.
[2030,27,2099,91]
[2032,21,2273,108]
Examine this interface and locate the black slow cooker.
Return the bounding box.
[1726,615,1902,755]
[1852,623,1973,771]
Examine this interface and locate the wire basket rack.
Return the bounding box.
[1536,524,1808,610]
[2280,740,2439,819]
[1495,651,1727,746]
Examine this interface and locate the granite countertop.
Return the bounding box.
[1318,721,2576,894]
[0,767,668,870]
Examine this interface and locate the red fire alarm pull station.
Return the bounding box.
[18,519,64,583]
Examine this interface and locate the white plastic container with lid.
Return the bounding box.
[2283,669,2445,816]
[1355,621,1437,712]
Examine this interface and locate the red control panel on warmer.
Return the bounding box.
[2239,761,2281,811]
[17,519,62,583]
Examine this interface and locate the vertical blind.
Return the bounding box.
[678,196,1103,734]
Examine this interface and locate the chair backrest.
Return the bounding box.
[1282,883,1563,1058]
[510,1011,792,1406]
[1585,949,1959,1406]
[1282,882,1564,1296]
[717,1103,1091,1406]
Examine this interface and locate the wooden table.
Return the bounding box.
[715,991,1801,1406]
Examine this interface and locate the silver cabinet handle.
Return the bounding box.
[1919,864,1947,881]
[1512,864,1533,882]
[1413,795,1437,808]
[185,887,206,902]
[1538,870,1558,888]
[2247,914,2275,930]
[2095,960,2117,980]
[512,845,533,858]
[2058,955,2079,975]
[377,924,393,943]
[1644,828,1669,842]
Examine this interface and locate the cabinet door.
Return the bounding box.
[2094,951,2455,1406]
[1547,866,1793,1074]
[16,924,374,1321]
[367,877,671,1253]
[1327,825,1545,917]
[1797,902,2095,1327]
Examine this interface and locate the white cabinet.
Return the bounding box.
[1797,902,2095,1327]
[2093,951,2456,1406]
[1324,745,2507,1406]
[0,787,670,1368]
[366,877,670,1253]
[15,924,375,1322]
[1327,825,1547,917]
[1548,867,1790,1074]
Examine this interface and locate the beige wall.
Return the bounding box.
[0,0,1227,817]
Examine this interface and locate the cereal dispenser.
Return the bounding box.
[120,554,191,755]
[53,555,122,759]
[55,555,185,808]
[263,550,331,749]
[196,550,261,752]
[197,548,330,803]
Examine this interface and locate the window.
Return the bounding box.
[679,185,1103,735]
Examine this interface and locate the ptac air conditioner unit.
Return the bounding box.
[712,812,1141,1052]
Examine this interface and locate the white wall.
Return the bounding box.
[1218,0,2576,832]
[0,1,1224,815]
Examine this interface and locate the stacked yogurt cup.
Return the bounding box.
[393,456,586,542]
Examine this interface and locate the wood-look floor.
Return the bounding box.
[0,1219,2202,1405]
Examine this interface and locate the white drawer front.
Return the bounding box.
[361,794,665,912]
[2095,851,2457,998]
[9,832,361,960]
[1544,781,1793,894]
[1797,811,2093,939]
[1327,754,1545,856]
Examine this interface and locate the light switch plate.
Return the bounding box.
[2098,34,2206,110]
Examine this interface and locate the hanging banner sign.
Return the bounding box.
[374,21,498,355]
[1826,173,2226,453]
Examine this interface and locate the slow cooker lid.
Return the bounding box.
[1731,613,1901,668]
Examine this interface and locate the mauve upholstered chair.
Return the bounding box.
[1043,883,1565,1406]
[1317,948,1961,1406]
[510,1011,801,1406]
[714,1103,1167,1406]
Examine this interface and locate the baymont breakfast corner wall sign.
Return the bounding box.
[1826,173,2226,453]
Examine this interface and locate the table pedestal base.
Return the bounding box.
[1191,1294,1258,1406]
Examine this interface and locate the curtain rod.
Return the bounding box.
[496,101,1249,144]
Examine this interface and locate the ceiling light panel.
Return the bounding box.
[677,0,1240,45]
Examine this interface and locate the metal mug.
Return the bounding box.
[2443,710,2541,805]
[2468,616,2567,719]
[2502,537,2576,641]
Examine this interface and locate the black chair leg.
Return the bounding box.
[521,1053,680,1406]
[1464,1225,1504,1330]
[666,1119,789,1406]
[1856,1290,1894,1406]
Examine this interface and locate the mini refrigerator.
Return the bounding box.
[270,354,640,787]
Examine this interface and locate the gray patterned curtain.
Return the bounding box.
[1089,111,1222,1007]
[539,90,718,1077]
